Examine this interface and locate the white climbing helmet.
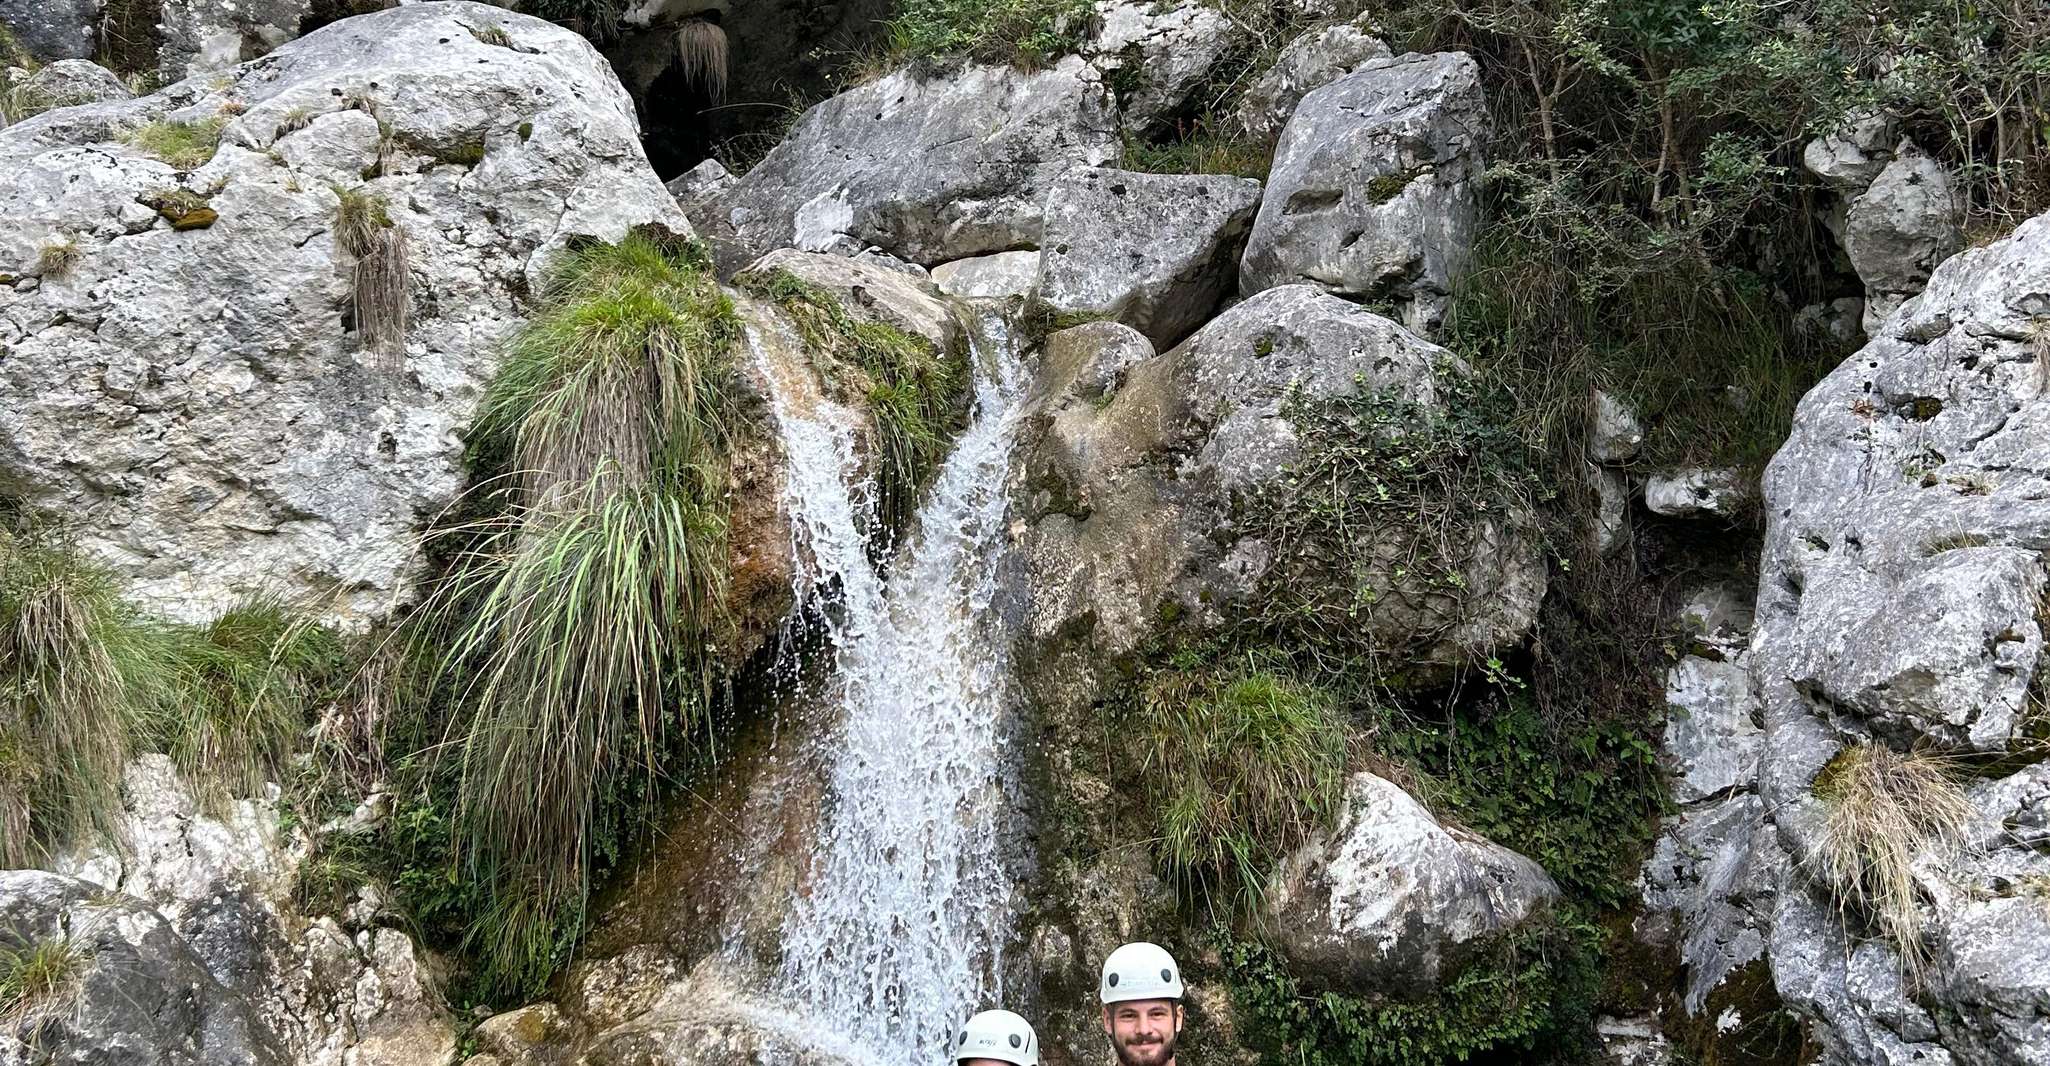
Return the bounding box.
[954,1009,1040,1065]
[1099,941,1184,1004]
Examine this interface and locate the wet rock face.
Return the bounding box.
[1238,51,1486,335]
[0,1,687,627]
[1035,167,1262,348]
[1265,772,1560,993]
[692,58,1119,270]
[1744,208,2050,1065]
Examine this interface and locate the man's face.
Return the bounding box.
[1102,999,1181,1066]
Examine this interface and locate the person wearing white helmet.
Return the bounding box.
[1099,942,1184,1066]
[954,1008,1039,1066]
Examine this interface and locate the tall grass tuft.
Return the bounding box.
[1136,659,1348,914]
[124,117,226,170]
[431,233,741,999]
[0,936,83,1028]
[333,186,411,365]
[674,19,728,104]
[1812,742,1973,974]
[0,530,162,867]
[156,601,347,806]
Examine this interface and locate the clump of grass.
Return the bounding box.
[1135,657,1348,913]
[0,936,83,1028]
[125,116,227,170]
[427,234,742,999]
[674,19,727,103]
[1812,743,1974,973]
[0,530,163,867]
[885,0,1094,69]
[738,267,967,528]
[1122,119,1271,180]
[36,239,81,279]
[156,601,347,807]
[332,185,411,364]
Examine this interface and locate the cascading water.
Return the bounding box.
[749,305,1031,1065]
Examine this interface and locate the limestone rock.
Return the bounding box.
[1035,167,1261,347]
[665,157,735,215]
[739,247,963,354]
[0,0,99,62]
[1793,296,1865,345]
[1802,109,1896,191]
[1239,51,1485,334]
[1664,652,1763,805]
[932,250,1040,301]
[694,58,1118,270]
[0,2,687,627]
[1231,20,1391,148]
[1589,389,1644,464]
[1749,207,2050,1065]
[11,59,132,116]
[157,0,316,80]
[1844,143,1963,334]
[1264,772,1560,993]
[1644,468,1746,518]
[1087,0,1243,130]
[0,869,289,1065]
[1597,1015,1677,1066]
[1015,285,1543,666]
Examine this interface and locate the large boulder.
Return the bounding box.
[0,0,99,62]
[0,2,688,627]
[1746,208,2050,1065]
[692,58,1119,270]
[1034,166,1261,347]
[1264,772,1560,993]
[1015,284,1543,664]
[157,0,317,81]
[1230,19,1391,149]
[1086,0,1244,131]
[1238,51,1485,334]
[0,869,289,1065]
[1843,143,1963,334]
[8,59,132,118]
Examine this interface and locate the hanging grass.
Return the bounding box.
[737,266,967,528]
[1812,742,1973,975]
[0,529,166,867]
[427,233,743,999]
[332,186,411,364]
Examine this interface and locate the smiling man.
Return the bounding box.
[1098,942,1185,1066]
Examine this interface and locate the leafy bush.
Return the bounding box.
[739,267,968,528]
[1134,659,1348,912]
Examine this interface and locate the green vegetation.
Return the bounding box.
[0,936,83,1027]
[740,267,969,527]
[463,20,514,48]
[1137,657,1348,912]
[1120,118,1270,179]
[125,117,228,171]
[1220,919,1600,1066]
[884,0,1093,69]
[332,186,411,360]
[402,234,745,1001]
[1812,742,1972,972]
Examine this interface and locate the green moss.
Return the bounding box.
[140,187,218,229]
[126,117,228,170]
[1219,918,1601,1066]
[739,266,968,527]
[1366,168,1424,204]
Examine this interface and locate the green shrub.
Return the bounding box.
[125,117,227,170]
[1135,660,1348,912]
[739,267,968,528]
[885,0,1094,68]
[423,233,743,1001]
[1219,918,1601,1066]
[0,530,163,867]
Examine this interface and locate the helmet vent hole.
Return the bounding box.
[1161,969,1173,982]
[1010,1035,1022,1048]
[1107,973,1119,987]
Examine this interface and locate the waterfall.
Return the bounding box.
[748,305,1030,1065]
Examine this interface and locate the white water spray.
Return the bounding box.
[749,306,1030,1065]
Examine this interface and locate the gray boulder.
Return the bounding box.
[1664,652,1763,805]
[1231,20,1391,148]
[1087,0,1243,130]
[1589,389,1644,464]
[7,59,132,120]
[1035,167,1261,347]
[1015,284,1543,665]
[932,250,1039,300]
[665,157,735,215]
[1802,109,1897,191]
[1844,143,1963,334]
[1748,208,2050,1065]
[0,0,99,62]
[1644,467,1746,518]
[0,2,688,626]
[1264,772,1560,992]
[0,870,289,1066]
[157,0,316,80]
[693,58,1118,270]
[1239,51,1486,334]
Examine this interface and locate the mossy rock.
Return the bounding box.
[141,188,218,230]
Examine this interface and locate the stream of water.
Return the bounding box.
[751,307,1030,1065]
